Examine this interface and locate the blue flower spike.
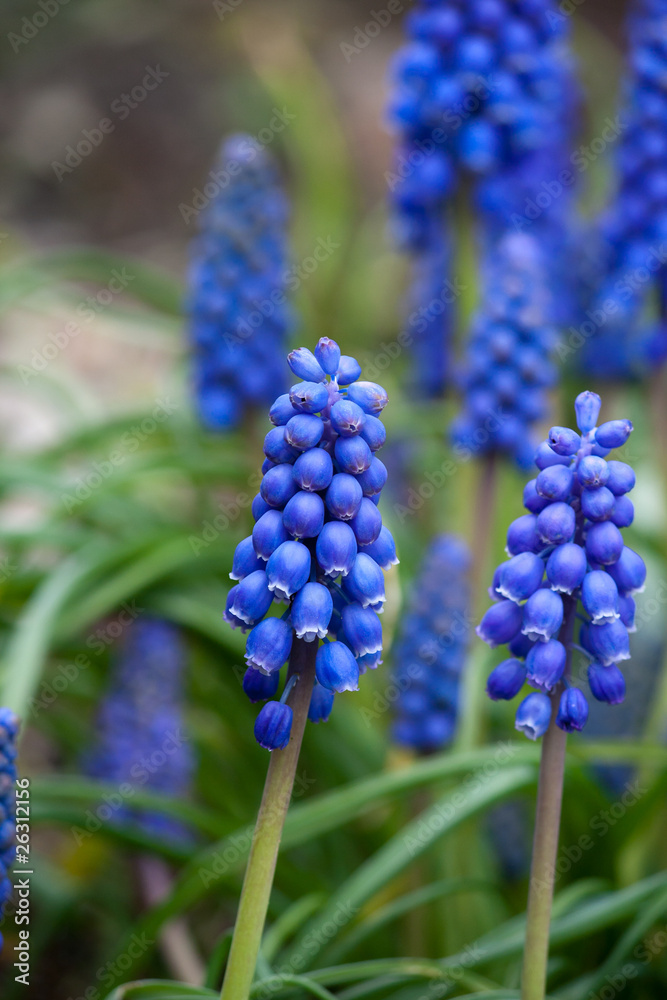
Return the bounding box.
[225,338,395,748]
[477,391,645,737]
[393,535,471,754]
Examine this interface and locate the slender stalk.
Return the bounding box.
[521,597,576,1000]
[220,638,317,1000]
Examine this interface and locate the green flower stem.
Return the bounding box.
[220,637,317,1000]
[521,597,576,1000]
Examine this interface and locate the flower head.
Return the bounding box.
[478,391,645,737]
[226,339,394,748]
[86,619,194,843]
[188,135,293,429]
[392,535,471,753]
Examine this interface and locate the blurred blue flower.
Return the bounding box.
[0,708,19,953]
[392,534,471,753]
[187,134,293,429]
[87,619,194,844]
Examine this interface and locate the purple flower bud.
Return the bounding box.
[607,546,646,595]
[535,441,572,470]
[349,497,382,546]
[330,400,366,437]
[585,521,624,565]
[260,464,298,508]
[228,571,274,626]
[556,687,589,732]
[581,486,616,521]
[325,473,363,520]
[245,616,293,673]
[345,381,388,415]
[342,602,383,661]
[486,658,526,700]
[610,495,634,528]
[289,381,329,414]
[316,521,358,577]
[243,667,280,703]
[291,582,333,641]
[506,513,541,555]
[262,458,276,475]
[254,701,293,750]
[315,337,341,376]
[343,553,386,611]
[356,457,388,496]
[336,355,362,385]
[253,510,289,560]
[536,502,575,544]
[574,390,601,434]
[360,524,399,569]
[282,491,325,539]
[497,552,544,603]
[618,595,636,631]
[476,599,523,647]
[586,619,630,665]
[266,541,311,601]
[523,479,550,513]
[545,542,587,594]
[334,435,373,474]
[308,683,334,722]
[588,662,625,704]
[316,641,360,692]
[285,414,324,450]
[581,570,619,625]
[522,589,564,642]
[230,536,263,580]
[270,394,297,426]
[223,586,249,631]
[605,460,635,496]
[547,426,581,456]
[287,347,326,383]
[293,448,334,492]
[536,464,574,501]
[264,426,299,464]
[515,692,552,740]
[526,639,566,691]
[359,414,386,452]
[595,419,633,449]
[252,493,271,521]
[577,456,610,489]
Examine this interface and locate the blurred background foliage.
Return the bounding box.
[1,1,667,998]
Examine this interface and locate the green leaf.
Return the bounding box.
[249,974,338,999]
[282,766,535,969]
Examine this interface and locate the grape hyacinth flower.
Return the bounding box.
[87,619,194,844]
[387,0,576,395]
[225,337,395,751]
[0,708,18,955]
[393,534,471,753]
[479,390,645,739]
[187,134,293,430]
[451,232,558,468]
[579,0,667,379]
